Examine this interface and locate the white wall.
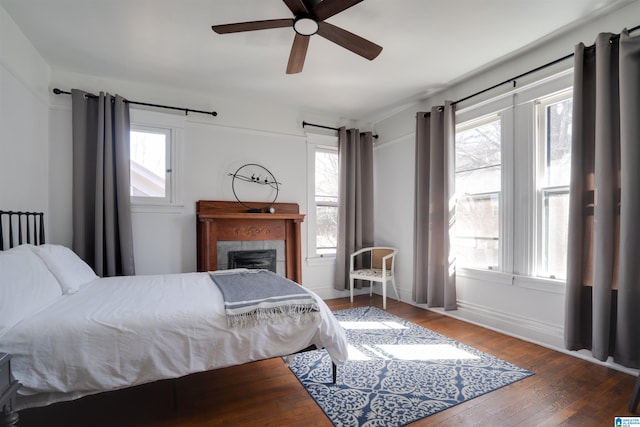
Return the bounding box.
[0,6,50,222]
[372,0,640,373]
[373,133,415,303]
[179,121,309,274]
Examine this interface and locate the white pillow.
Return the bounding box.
[0,245,62,336]
[32,244,98,294]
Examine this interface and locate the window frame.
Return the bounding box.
[454,70,573,290]
[306,132,339,262]
[129,109,184,213]
[534,89,573,280]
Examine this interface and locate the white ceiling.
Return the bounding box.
[0,0,633,121]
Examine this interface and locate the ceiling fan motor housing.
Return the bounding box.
[293,16,319,36]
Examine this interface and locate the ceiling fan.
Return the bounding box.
[211,0,382,74]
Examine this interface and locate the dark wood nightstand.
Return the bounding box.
[0,353,20,427]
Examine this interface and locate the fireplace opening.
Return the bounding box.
[228,249,277,273]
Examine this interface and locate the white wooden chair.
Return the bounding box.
[349,246,399,309]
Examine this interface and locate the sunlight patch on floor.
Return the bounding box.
[347,343,480,361]
[339,321,408,330]
[378,344,480,361]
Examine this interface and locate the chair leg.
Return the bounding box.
[382,280,387,310]
[629,374,640,413]
[390,276,400,302]
[350,276,354,303]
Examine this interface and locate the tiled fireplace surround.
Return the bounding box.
[217,240,285,276]
[196,200,305,283]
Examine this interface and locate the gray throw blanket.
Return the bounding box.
[210,269,320,327]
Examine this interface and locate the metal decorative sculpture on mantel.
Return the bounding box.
[228,163,281,213]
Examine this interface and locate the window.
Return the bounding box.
[455,71,573,283]
[306,134,339,259]
[129,109,183,210]
[455,115,501,269]
[314,148,339,256]
[130,126,170,200]
[536,91,572,279]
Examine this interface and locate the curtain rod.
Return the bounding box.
[302,121,379,139]
[52,88,217,117]
[453,24,640,106]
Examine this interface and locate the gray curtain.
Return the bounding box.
[565,30,640,368]
[334,128,374,290]
[71,89,135,277]
[414,102,457,310]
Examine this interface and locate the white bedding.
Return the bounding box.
[1,269,348,410]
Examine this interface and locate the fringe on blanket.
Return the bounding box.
[226,304,320,328]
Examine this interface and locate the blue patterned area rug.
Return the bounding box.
[287,306,533,427]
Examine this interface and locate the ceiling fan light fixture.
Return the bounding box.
[293,17,318,36]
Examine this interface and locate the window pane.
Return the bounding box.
[456,119,501,174]
[544,98,572,187]
[130,130,166,197]
[315,151,338,198]
[456,117,501,269]
[456,165,501,195]
[542,191,569,279]
[456,193,499,268]
[316,205,337,254]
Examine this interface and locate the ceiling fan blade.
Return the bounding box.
[286,33,310,74]
[282,0,309,16]
[317,21,382,60]
[311,0,364,21]
[212,18,292,34]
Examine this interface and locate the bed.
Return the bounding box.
[0,211,348,413]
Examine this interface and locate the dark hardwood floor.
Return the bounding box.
[19,295,639,426]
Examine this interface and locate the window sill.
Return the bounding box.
[457,266,565,294]
[306,255,336,267]
[131,203,184,214]
[457,267,513,285]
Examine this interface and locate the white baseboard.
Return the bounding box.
[453,299,564,348]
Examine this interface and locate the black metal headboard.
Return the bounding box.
[0,211,45,251]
